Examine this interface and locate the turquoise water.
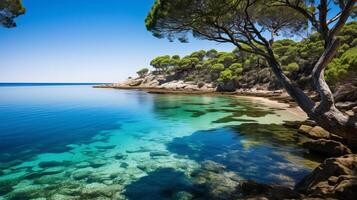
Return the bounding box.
[0,85,320,199]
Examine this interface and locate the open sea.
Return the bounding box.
[0,84,322,200]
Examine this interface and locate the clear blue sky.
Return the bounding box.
[0,0,234,83]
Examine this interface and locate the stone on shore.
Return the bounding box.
[298,125,313,135]
[295,154,357,200]
[298,125,330,139]
[303,139,352,157]
[301,119,317,127]
[307,126,331,139]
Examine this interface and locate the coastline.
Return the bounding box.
[94,84,299,108]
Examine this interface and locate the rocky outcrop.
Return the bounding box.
[303,139,352,157]
[295,154,357,200]
[235,155,357,199]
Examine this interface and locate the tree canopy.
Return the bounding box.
[0,0,25,28]
[145,0,308,56]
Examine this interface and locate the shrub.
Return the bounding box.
[228,63,243,75]
[218,69,234,82]
[286,62,299,71]
[136,68,149,77]
[326,47,357,82]
[210,63,225,72]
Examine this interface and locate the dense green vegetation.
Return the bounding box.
[0,0,25,28]
[145,22,356,88]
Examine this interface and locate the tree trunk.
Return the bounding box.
[265,48,357,147]
[309,107,357,146]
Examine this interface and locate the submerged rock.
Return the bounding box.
[172,191,194,200]
[149,151,170,157]
[136,162,158,172]
[72,169,93,180]
[90,159,107,168]
[303,139,352,157]
[8,185,44,199]
[114,153,128,160]
[120,162,129,168]
[82,183,113,198]
[235,180,301,199]
[295,154,357,199]
[95,145,116,150]
[191,168,239,199]
[75,162,91,168]
[126,147,152,153]
[38,161,69,168]
[50,194,80,200]
[201,160,226,173]
[34,174,64,184]
[42,166,66,175]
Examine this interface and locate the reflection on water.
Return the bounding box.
[0,86,321,199]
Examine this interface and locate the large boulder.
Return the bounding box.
[303,139,352,157]
[295,154,357,200]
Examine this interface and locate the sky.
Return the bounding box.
[0,0,234,83]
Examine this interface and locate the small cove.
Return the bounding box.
[0,85,322,200]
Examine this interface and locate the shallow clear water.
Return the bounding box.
[0,85,321,200]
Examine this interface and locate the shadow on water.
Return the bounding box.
[167,123,321,185]
[124,168,202,200]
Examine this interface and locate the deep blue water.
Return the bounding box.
[0,83,107,87]
[0,84,320,200]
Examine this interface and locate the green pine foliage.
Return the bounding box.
[143,22,356,86]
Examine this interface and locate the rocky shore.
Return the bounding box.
[233,118,357,199]
[95,73,357,111]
